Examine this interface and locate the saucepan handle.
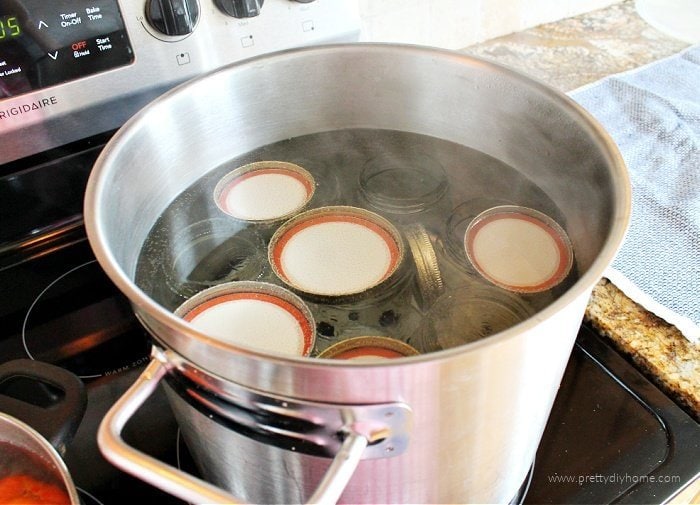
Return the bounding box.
[0,358,86,454]
[98,357,372,505]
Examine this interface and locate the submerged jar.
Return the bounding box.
[358,150,449,216]
[138,217,268,311]
[412,282,536,353]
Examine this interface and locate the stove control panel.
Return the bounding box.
[0,0,134,97]
[0,0,360,164]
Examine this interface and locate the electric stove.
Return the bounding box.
[2,198,698,504]
[0,0,698,502]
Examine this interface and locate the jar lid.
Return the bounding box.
[269,206,405,300]
[317,336,419,361]
[174,281,315,357]
[404,224,444,310]
[213,161,315,223]
[444,197,515,269]
[464,205,573,293]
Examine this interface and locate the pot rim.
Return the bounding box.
[84,42,631,368]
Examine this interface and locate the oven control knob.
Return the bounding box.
[215,0,264,18]
[146,0,200,36]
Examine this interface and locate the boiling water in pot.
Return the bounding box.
[135,129,577,357]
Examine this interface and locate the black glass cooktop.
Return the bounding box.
[1,140,698,504]
[0,234,698,504]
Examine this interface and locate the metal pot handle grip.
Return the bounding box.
[98,358,371,505]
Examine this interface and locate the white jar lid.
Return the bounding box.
[465,206,573,293]
[175,281,315,357]
[269,206,404,299]
[214,161,315,223]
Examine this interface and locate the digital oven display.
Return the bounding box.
[0,0,134,98]
[0,15,21,40]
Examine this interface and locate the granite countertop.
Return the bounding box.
[461,0,700,423]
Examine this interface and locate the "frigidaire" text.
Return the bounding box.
[0,96,58,120]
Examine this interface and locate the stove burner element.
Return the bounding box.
[21,261,150,379]
[175,428,197,478]
[77,487,106,505]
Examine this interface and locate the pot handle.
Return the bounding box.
[98,357,371,505]
[0,359,87,455]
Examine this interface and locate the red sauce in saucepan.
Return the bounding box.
[0,442,71,504]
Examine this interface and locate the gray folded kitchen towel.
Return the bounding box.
[570,44,700,343]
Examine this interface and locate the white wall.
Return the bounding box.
[358,0,623,49]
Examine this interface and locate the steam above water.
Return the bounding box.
[135,129,575,355]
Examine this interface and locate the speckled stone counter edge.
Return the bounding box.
[585,278,699,422]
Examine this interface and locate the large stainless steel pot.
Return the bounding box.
[87,44,630,504]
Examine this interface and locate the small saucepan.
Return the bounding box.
[0,359,87,504]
